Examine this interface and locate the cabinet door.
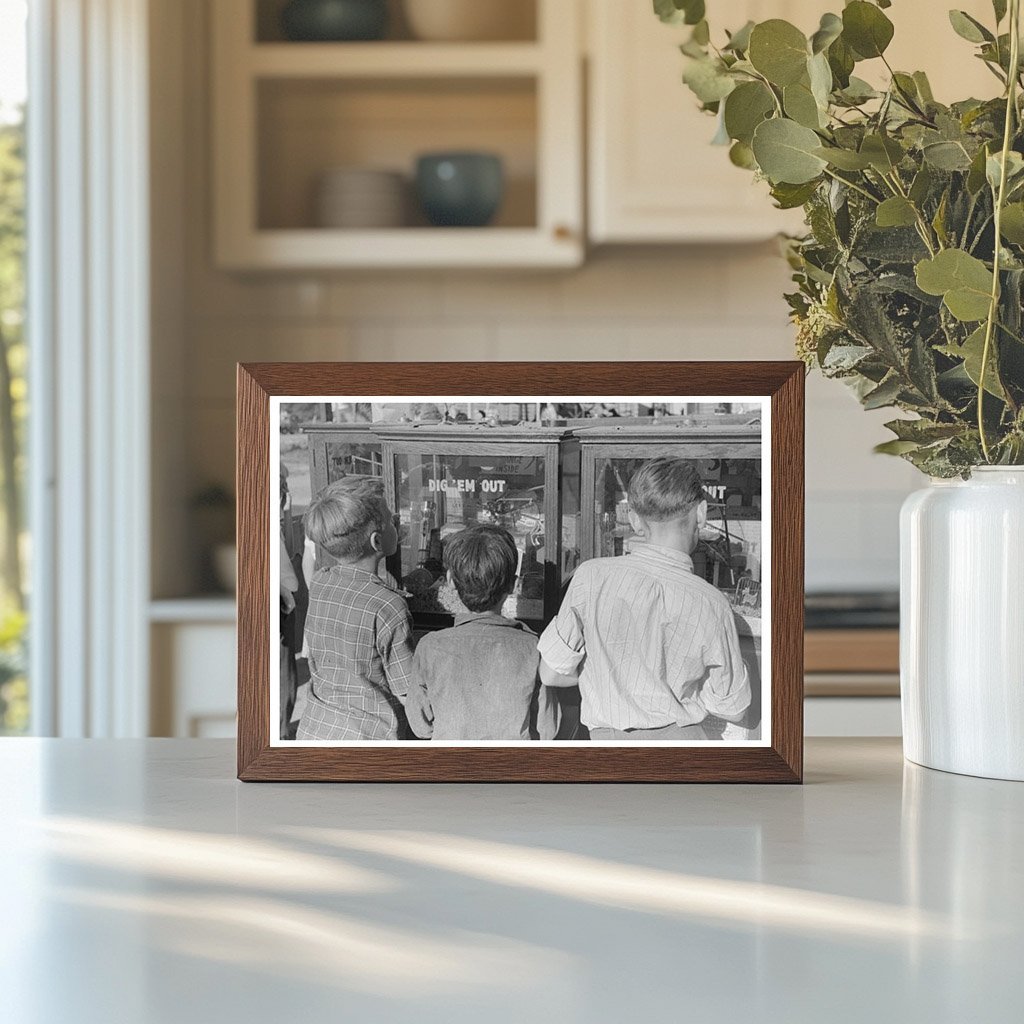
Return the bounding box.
[588,0,812,243]
[588,0,995,244]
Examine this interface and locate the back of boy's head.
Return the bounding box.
[304,475,391,560]
[444,525,519,613]
[628,458,705,523]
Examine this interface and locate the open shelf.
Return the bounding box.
[213,0,582,268]
[257,77,537,231]
[249,42,544,77]
[219,227,579,269]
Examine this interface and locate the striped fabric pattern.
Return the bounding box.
[297,563,415,741]
[538,544,750,731]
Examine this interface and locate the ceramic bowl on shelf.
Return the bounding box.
[315,167,408,229]
[403,0,535,42]
[415,152,504,227]
[280,0,388,42]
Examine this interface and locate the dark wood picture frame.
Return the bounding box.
[237,362,804,783]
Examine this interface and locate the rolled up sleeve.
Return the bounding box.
[538,584,586,677]
[697,609,751,720]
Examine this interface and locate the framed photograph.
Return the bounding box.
[237,362,804,782]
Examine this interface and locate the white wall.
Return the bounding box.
[153,0,921,599]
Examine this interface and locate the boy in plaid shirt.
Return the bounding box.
[296,477,415,741]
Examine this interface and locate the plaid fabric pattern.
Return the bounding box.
[297,564,415,741]
[538,544,750,731]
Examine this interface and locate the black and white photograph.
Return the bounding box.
[271,396,769,746]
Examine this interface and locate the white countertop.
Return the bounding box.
[0,738,1020,1023]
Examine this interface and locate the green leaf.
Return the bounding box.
[653,0,705,26]
[884,418,963,443]
[913,71,935,104]
[827,36,856,88]
[837,76,879,104]
[909,164,933,205]
[842,1,895,59]
[874,439,922,455]
[939,325,1006,398]
[814,146,872,170]
[967,144,991,194]
[948,10,994,44]
[993,0,1008,24]
[724,20,755,53]
[862,374,903,409]
[723,81,775,144]
[752,118,828,184]
[771,180,820,209]
[986,150,1024,191]
[682,57,736,104]
[808,51,833,109]
[748,20,809,87]
[784,80,824,129]
[691,19,710,45]
[1000,203,1024,245]
[860,133,904,173]
[876,197,918,228]
[729,140,757,170]
[810,12,843,54]
[923,140,973,171]
[915,249,994,322]
[932,190,950,247]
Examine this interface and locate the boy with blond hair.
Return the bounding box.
[296,476,414,741]
[538,457,750,740]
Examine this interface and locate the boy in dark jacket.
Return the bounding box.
[406,525,559,741]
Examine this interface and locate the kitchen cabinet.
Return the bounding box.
[375,423,579,632]
[586,0,997,244]
[211,0,583,269]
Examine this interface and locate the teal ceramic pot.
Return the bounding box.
[281,0,388,41]
[415,152,505,227]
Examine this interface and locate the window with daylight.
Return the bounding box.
[0,0,28,734]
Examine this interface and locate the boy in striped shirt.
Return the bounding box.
[538,457,751,740]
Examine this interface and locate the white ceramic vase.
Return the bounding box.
[900,467,1024,781]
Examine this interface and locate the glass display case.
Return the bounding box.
[375,424,579,632]
[575,422,763,626]
[302,422,383,499]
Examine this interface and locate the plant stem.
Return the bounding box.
[884,171,939,254]
[822,167,880,205]
[979,0,1021,462]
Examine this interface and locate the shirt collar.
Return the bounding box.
[630,542,695,573]
[454,611,527,630]
[328,562,388,586]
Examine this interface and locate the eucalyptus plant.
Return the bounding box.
[657,0,1024,475]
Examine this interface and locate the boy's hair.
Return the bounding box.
[444,525,519,613]
[304,475,392,559]
[628,458,705,523]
